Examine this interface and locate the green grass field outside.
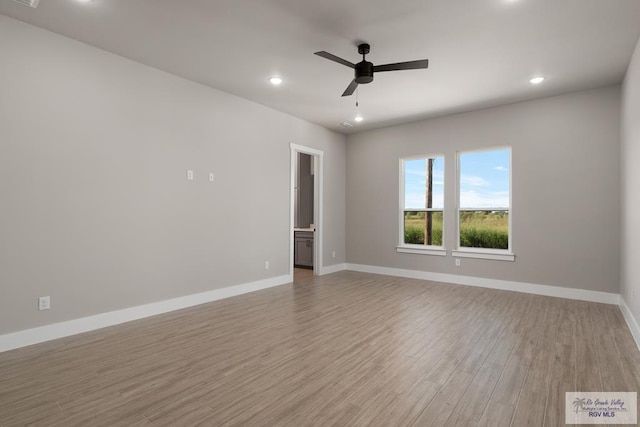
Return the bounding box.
[404,211,508,249]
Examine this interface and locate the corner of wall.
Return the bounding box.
[619,296,640,351]
[620,33,640,342]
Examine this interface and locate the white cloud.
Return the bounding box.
[459,190,509,209]
[494,166,508,171]
[460,175,489,187]
[405,169,426,178]
[406,168,444,180]
[405,190,444,209]
[405,193,425,208]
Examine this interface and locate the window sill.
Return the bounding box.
[452,250,515,262]
[396,246,447,256]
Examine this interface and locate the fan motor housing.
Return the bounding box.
[355,61,374,84]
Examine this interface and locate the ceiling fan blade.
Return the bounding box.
[341,79,358,97]
[373,59,429,72]
[314,51,356,69]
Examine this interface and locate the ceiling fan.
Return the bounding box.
[314,43,429,97]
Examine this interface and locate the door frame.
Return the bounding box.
[290,143,323,278]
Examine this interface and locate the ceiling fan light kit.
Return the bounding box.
[314,43,429,97]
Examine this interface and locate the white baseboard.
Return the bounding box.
[0,274,291,354]
[319,263,347,275]
[345,263,620,305]
[2,263,631,354]
[619,297,640,351]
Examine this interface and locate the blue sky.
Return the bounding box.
[404,149,510,210]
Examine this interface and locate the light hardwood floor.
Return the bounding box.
[1,271,639,426]
[294,267,314,281]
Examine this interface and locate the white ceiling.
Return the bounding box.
[1,0,639,134]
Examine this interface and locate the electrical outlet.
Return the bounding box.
[187,170,194,181]
[38,296,50,311]
[332,251,336,258]
[455,259,461,267]
[264,261,269,270]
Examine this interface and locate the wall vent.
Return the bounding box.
[12,0,40,8]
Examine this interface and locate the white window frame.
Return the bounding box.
[397,154,447,256]
[453,146,514,262]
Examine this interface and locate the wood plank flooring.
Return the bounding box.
[1,271,639,426]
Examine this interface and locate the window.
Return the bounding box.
[398,155,445,255]
[455,147,512,260]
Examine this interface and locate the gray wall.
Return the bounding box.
[0,16,346,334]
[346,86,621,293]
[622,37,640,321]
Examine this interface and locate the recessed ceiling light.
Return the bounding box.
[269,76,283,86]
[529,76,545,85]
[354,115,364,123]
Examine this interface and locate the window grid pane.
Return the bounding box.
[403,157,444,210]
[459,149,510,210]
[459,210,509,249]
[404,210,443,246]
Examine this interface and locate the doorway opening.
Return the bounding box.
[290,144,323,280]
